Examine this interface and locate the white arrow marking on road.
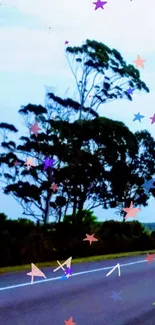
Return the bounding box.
[53,257,72,273]
[106,263,121,277]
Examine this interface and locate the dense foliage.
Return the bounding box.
[0,212,154,268]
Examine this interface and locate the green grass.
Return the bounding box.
[0,249,155,274]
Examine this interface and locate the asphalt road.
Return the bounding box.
[0,255,155,325]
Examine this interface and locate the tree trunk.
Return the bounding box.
[58,207,62,223]
[43,191,52,226]
[78,196,85,213]
[43,163,53,227]
[78,186,86,213]
[37,220,40,232]
[73,192,77,215]
[122,198,131,222]
[64,198,69,218]
[122,210,126,222]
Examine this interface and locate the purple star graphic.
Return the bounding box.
[43,157,55,170]
[65,40,69,45]
[150,113,155,124]
[60,267,72,280]
[127,87,134,95]
[93,0,107,10]
[65,267,72,276]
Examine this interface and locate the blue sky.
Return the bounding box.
[0,0,155,223]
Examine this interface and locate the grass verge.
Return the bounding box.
[0,249,154,274]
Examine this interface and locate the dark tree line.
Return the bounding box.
[0,212,155,268]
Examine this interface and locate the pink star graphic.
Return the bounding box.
[14,160,19,166]
[64,317,76,325]
[24,157,36,170]
[50,183,58,192]
[133,55,146,69]
[30,122,41,137]
[150,114,155,124]
[93,0,107,10]
[123,201,141,220]
[83,233,98,245]
[146,253,155,264]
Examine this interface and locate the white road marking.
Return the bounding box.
[0,258,148,292]
[106,263,120,277]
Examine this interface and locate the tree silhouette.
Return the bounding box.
[101,130,155,221]
[0,108,139,225]
[66,39,149,120]
[0,40,151,225]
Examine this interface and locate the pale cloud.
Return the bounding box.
[0,0,155,76]
[0,27,69,74]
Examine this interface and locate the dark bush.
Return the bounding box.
[0,214,154,267]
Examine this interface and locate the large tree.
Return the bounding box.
[0,40,151,224]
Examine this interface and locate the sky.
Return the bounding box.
[0,0,155,223]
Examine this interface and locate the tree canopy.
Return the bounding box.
[0,39,152,224]
[66,39,149,119]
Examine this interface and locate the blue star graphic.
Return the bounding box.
[133,112,145,122]
[142,178,155,194]
[111,291,122,301]
[127,87,134,95]
[61,275,68,280]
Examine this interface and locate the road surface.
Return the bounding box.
[0,255,155,325]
